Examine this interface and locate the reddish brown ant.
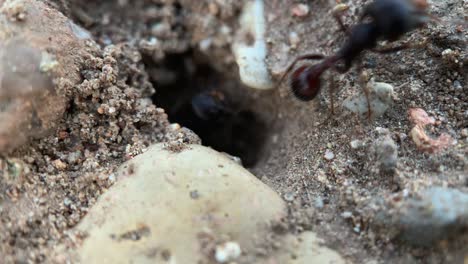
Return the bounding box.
[277,0,434,117]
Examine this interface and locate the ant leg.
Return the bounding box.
[333,62,350,74]
[371,43,412,54]
[328,73,336,115]
[318,73,337,126]
[374,38,431,54]
[356,58,372,120]
[332,4,350,35]
[276,54,325,89]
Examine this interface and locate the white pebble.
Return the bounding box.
[215,242,241,263]
[375,127,390,135]
[353,225,361,233]
[341,211,353,218]
[350,139,363,149]
[108,173,116,182]
[284,192,295,202]
[169,123,181,131]
[199,38,212,52]
[324,149,335,160]
[64,198,72,206]
[232,0,273,89]
[289,32,300,48]
[291,3,310,17]
[314,197,324,209]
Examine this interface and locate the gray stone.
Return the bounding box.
[372,135,398,174]
[343,80,394,119]
[380,187,468,246]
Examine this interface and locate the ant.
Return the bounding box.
[277,0,434,118]
[190,90,234,123]
[172,89,267,167]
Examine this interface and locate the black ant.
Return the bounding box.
[190,90,234,123]
[277,0,434,117]
[171,89,267,167]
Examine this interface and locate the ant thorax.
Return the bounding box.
[362,0,430,41]
[337,23,379,70]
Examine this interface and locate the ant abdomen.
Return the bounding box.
[290,64,327,101]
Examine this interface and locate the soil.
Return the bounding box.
[0,0,467,263]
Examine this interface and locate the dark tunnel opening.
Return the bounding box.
[146,51,268,167]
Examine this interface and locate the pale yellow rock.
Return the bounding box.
[74,144,287,264]
[71,144,348,263]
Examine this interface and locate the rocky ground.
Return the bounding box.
[0,0,466,263]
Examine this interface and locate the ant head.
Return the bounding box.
[191,90,232,121]
[290,65,324,101]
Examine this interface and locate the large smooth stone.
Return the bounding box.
[377,187,468,246]
[74,144,287,263]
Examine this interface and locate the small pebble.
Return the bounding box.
[408,108,454,153]
[108,173,116,182]
[373,135,398,174]
[221,152,243,166]
[379,187,468,246]
[52,159,67,170]
[342,80,394,119]
[350,139,364,149]
[190,190,200,199]
[151,23,171,37]
[375,127,390,135]
[461,129,468,138]
[284,192,295,202]
[341,211,353,219]
[289,32,300,48]
[353,226,361,233]
[63,198,72,206]
[215,242,241,263]
[208,3,219,16]
[169,123,181,131]
[408,108,435,126]
[441,48,459,64]
[324,149,335,160]
[199,38,212,52]
[398,133,407,142]
[291,4,310,17]
[314,197,324,209]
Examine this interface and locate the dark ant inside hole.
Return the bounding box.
[146,51,268,167]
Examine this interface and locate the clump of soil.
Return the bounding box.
[0,12,198,263]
